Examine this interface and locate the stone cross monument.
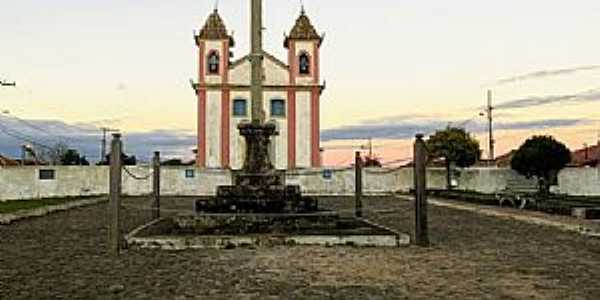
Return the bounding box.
[198,0,317,213]
[237,0,277,177]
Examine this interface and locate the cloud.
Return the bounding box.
[0,116,196,162]
[321,118,589,142]
[321,121,445,142]
[497,65,600,85]
[494,88,600,110]
[0,115,591,161]
[357,113,437,125]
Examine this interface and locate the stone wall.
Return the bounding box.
[1,166,598,201]
[557,167,600,196]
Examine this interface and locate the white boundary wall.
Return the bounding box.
[0,166,598,201]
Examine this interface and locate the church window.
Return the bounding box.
[299,52,310,75]
[207,51,220,74]
[270,99,286,117]
[233,99,247,116]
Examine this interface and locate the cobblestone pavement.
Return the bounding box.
[1,196,599,299]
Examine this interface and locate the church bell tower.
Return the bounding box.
[195,10,234,168]
[285,8,324,167]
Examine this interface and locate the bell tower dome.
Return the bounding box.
[195,9,234,85]
[285,9,323,85]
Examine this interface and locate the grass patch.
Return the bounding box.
[0,198,82,214]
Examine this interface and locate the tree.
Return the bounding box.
[60,149,90,166]
[363,156,383,168]
[510,135,571,195]
[38,142,69,165]
[426,126,481,189]
[97,153,137,166]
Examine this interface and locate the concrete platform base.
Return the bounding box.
[125,213,409,250]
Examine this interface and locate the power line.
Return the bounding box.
[0,111,94,145]
[0,120,54,151]
[0,80,16,87]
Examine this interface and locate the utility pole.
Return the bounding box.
[486,90,495,164]
[100,127,119,163]
[368,137,373,158]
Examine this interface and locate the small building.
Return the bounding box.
[570,143,600,167]
[0,154,19,167]
[191,9,325,170]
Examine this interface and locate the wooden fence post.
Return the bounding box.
[355,151,363,218]
[152,151,161,219]
[109,133,123,256]
[414,134,429,247]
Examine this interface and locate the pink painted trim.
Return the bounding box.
[287,88,296,169]
[199,43,205,84]
[311,87,320,167]
[313,43,320,84]
[222,40,229,83]
[197,89,207,168]
[288,42,296,85]
[221,88,230,168]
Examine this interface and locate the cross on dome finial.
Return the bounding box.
[195,8,235,46]
[284,6,322,48]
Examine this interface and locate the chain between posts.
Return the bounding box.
[123,166,153,180]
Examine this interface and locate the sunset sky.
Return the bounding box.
[1,0,600,164]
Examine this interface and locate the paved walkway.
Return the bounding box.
[395,195,600,238]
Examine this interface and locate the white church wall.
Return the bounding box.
[229,59,251,85]
[229,91,251,169]
[295,91,312,168]
[263,56,289,85]
[228,54,288,86]
[205,91,222,168]
[264,91,289,169]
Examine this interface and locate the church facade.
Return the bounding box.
[192,9,325,170]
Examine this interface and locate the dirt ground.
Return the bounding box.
[1,196,599,299]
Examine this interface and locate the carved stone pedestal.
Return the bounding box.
[196,121,318,213]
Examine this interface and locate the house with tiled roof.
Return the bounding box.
[570,143,600,167]
[0,154,19,167]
